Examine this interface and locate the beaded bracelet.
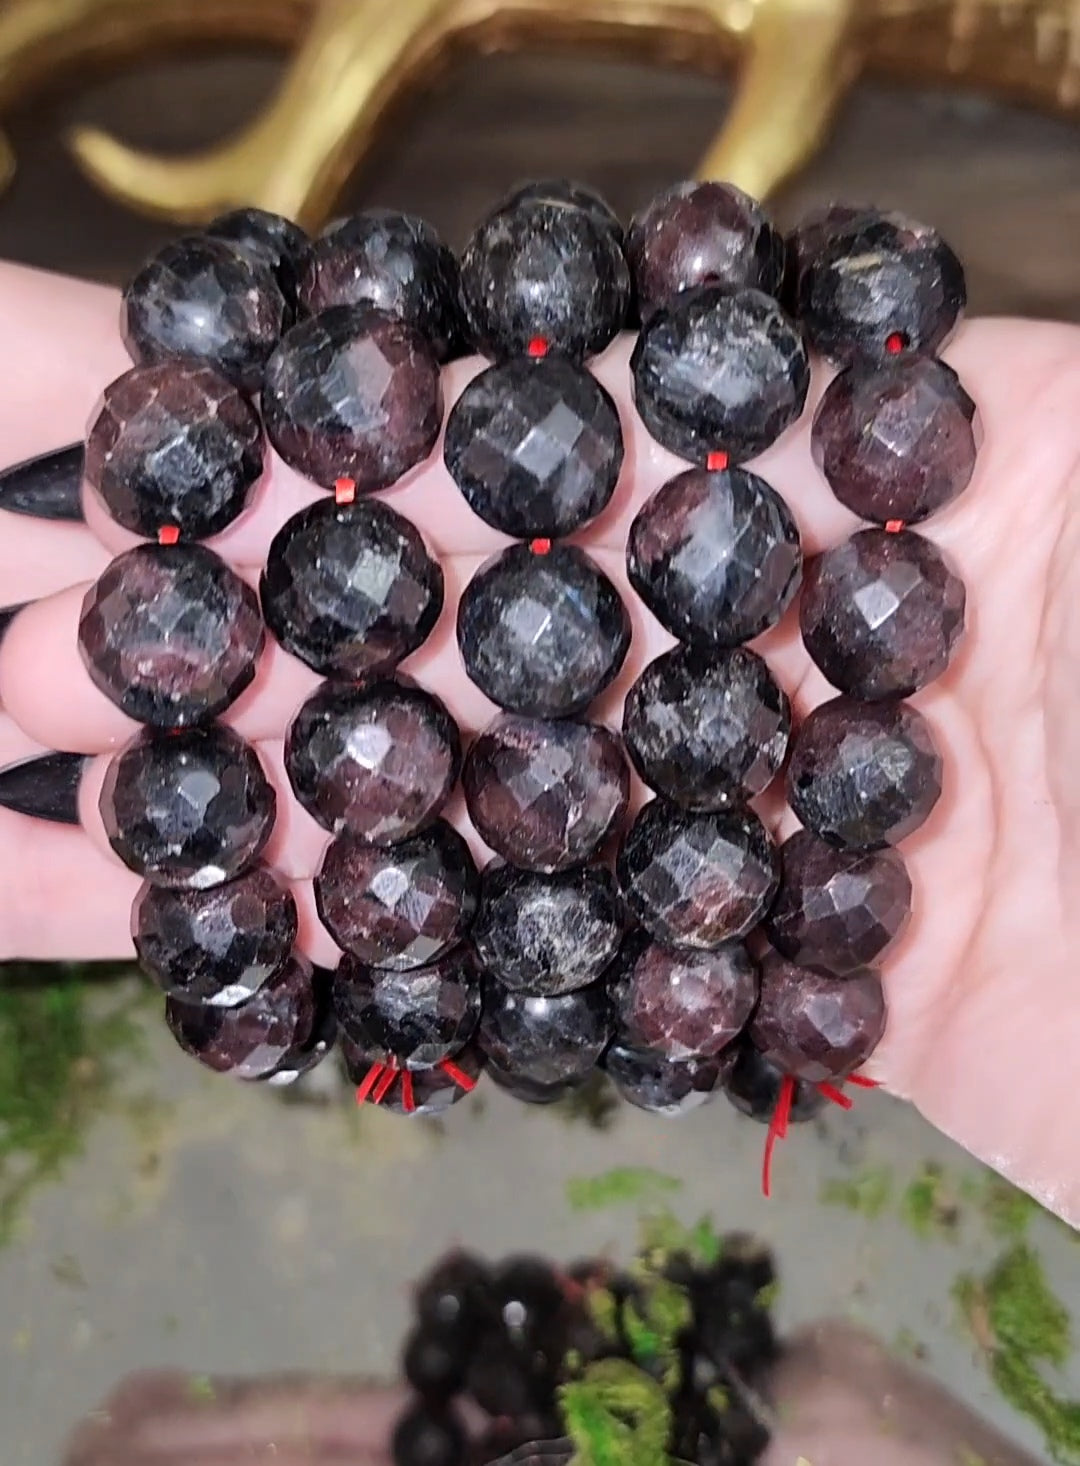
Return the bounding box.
[0,180,975,1191]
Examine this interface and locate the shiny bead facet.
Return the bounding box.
[623,645,790,809]
[315,821,479,969]
[261,497,442,678]
[296,210,462,360]
[443,356,623,539]
[616,800,779,950]
[122,235,289,392]
[800,528,965,699]
[459,199,630,361]
[132,864,297,1006]
[78,543,264,727]
[472,864,623,996]
[100,726,275,889]
[605,1042,725,1117]
[749,952,886,1083]
[627,467,801,649]
[85,361,264,540]
[765,829,912,976]
[477,975,611,1085]
[205,207,309,303]
[285,677,460,842]
[796,208,966,366]
[263,305,442,491]
[631,285,809,463]
[609,930,758,1060]
[463,715,628,873]
[787,696,942,849]
[165,951,316,1079]
[331,946,481,1068]
[812,358,978,524]
[627,181,785,318]
[457,543,630,717]
[498,179,624,245]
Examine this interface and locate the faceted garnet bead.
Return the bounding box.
[443,356,623,539]
[749,951,886,1083]
[205,207,309,303]
[764,828,912,976]
[487,1064,584,1107]
[262,305,442,491]
[631,286,809,463]
[315,821,479,969]
[457,543,630,718]
[84,361,264,539]
[499,178,624,245]
[623,645,790,810]
[796,208,966,365]
[296,209,462,360]
[604,1042,724,1117]
[100,725,275,888]
[121,235,289,392]
[458,197,630,360]
[787,696,942,849]
[472,864,623,996]
[723,1039,825,1124]
[812,357,978,524]
[263,1000,338,1088]
[285,677,460,842]
[786,202,874,299]
[132,863,298,1005]
[477,974,611,1085]
[342,1038,483,1116]
[331,946,481,1068]
[463,714,628,873]
[609,929,758,1060]
[78,542,264,727]
[261,497,442,678]
[627,181,785,318]
[800,528,966,699]
[165,951,316,1079]
[616,800,779,949]
[627,467,801,648]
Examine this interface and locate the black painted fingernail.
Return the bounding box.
[0,751,88,824]
[0,444,85,521]
[0,603,26,648]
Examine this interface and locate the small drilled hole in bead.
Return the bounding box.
[884,331,907,355]
[335,477,357,505]
[157,525,180,546]
[706,451,730,472]
[527,337,550,359]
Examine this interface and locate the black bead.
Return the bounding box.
[477,973,611,1085]
[459,198,630,360]
[415,1251,494,1339]
[630,285,809,463]
[604,1042,724,1117]
[132,864,298,1005]
[487,1063,587,1107]
[205,206,309,304]
[616,800,779,950]
[121,234,289,393]
[457,543,630,718]
[331,946,481,1068]
[99,725,275,888]
[443,356,623,539]
[472,863,623,996]
[623,645,790,809]
[165,951,316,1080]
[391,1402,466,1466]
[262,979,338,1087]
[722,1040,825,1124]
[403,1325,468,1402]
[261,497,443,678]
[297,209,462,360]
[498,178,624,246]
[626,467,802,649]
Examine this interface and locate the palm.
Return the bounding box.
[1,264,1077,1222]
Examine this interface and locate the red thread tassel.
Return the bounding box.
[335,477,357,505]
[846,1074,880,1089]
[400,1071,416,1113]
[372,1067,398,1105]
[817,1081,854,1111]
[706,450,729,471]
[762,1075,795,1198]
[158,525,180,545]
[438,1057,477,1092]
[355,1062,384,1105]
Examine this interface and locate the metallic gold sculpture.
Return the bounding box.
[0,0,1077,228]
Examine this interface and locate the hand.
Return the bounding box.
[1,263,1078,1223]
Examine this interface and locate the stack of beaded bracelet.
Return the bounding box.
[0,181,975,1186]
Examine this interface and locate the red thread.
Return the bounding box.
[438,1057,477,1092]
[706,451,730,472]
[527,337,550,359]
[846,1074,880,1089]
[372,1067,398,1105]
[817,1082,854,1111]
[530,538,552,555]
[762,1074,795,1198]
[401,1071,416,1114]
[884,519,905,534]
[355,1061,384,1105]
[885,331,906,355]
[335,477,357,505]
[157,525,180,545]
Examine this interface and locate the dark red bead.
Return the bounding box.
[205,207,309,304]
[609,930,758,1060]
[165,951,317,1079]
[749,951,886,1083]
[331,946,480,1068]
[605,1042,727,1116]
[477,973,610,1086]
[722,1040,825,1123]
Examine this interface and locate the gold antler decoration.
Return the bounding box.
[0,0,1077,229]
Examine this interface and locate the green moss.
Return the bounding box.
[0,966,146,1247]
[622,1274,692,1390]
[820,1166,893,1219]
[900,1162,959,1239]
[979,1177,1041,1240]
[560,1359,672,1466]
[567,1168,682,1213]
[187,1374,216,1403]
